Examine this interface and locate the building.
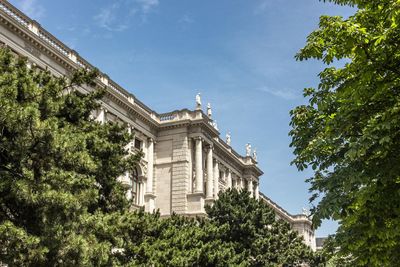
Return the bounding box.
[316,237,327,251]
[0,0,315,251]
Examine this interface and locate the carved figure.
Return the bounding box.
[212,120,218,131]
[207,103,212,118]
[246,143,251,157]
[302,208,311,216]
[226,132,231,146]
[252,148,257,161]
[196,93,201,109]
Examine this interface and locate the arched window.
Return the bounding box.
[131,167,142,205]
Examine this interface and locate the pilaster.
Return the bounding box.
[145,137,155,212]
[213,159,219,199]
[194,137,204,193]
[206,145,214,199]
[248,179,253,198]
[227,169,232,189]
[255,182,260,200]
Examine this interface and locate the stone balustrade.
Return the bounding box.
[159,112,177,121]
[37,28,69,57]
[0,1,29,28]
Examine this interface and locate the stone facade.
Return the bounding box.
[0,0,316,251]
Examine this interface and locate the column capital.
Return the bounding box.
[194,136,204,142]
[206,143,214,151]
[147,137,155,144]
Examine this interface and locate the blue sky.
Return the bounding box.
[9,0,355,236]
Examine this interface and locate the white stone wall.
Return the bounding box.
[171,135,190,214]
[154,139,172,215]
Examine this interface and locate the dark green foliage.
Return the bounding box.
[120,212,242,266]
[290,0,400,266]
[118,190,317,266]
[206,189,316,266]
[0,48,139,266]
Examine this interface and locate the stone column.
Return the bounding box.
[213,160,219,199]
[255,182,260,200]
[227,169,232,189]
[96,108,105,123]
[139,181,144,205]
[238,177,243,190]
[146,138,154,193]
[145,138,156,212]
[248,179,253,198]
[126,126,133,153]
[195,137,204,193]
[206,145,213,199]
[234,176,238,190]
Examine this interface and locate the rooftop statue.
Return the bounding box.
[302,208,311,217]
[226,132,231,146]
[207,103,212,118]
[212,120,219,131]
[196,92,201,110]
[252,148,257,161]
[246,143,251,157]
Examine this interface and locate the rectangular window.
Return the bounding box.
[134,138,142,150]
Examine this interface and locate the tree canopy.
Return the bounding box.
[0,47,140,266]
[206,189,315,266]
[290,0,400,266]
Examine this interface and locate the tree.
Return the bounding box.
[0,47,140,266]
[115,211,243,266]
[206,189,315,266]
[290,0,400,266]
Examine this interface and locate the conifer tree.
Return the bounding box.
[206,189,316,266]
[0,47,140,266]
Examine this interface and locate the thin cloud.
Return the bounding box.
[18,0,45,20]
[94,0,159,32]
[256,86,298,100]
[94,3,128,32]
[135,0,159,14]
